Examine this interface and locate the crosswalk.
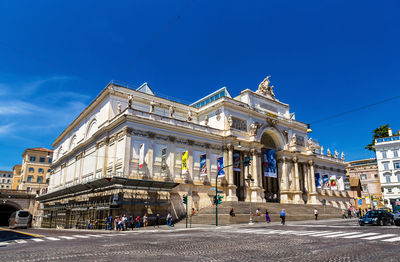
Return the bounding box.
[215,228,400,243]
[0,232,127,246]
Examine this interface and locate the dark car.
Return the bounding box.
[359,210,394,226]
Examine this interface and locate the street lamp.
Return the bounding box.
[245,174,254,225]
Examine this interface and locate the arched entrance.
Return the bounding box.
[0,202,20,226]
[259,128,285,202]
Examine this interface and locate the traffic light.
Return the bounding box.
[244,157,252,166]
[213,195,217,205]
[217,195,223,205]
[183,195,188,205]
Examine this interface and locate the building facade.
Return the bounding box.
[346,159,383,209]
[0,171,13,190]
[17,148,53,194]
[12,164,22,190]
[374,128,400,211]
[38,78,351,228]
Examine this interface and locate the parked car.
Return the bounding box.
[8,210,31,229]
[393,212,400,226]
[359,210,394,226]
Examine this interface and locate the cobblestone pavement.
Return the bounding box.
[1,219,400,261]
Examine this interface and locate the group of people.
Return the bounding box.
[230,208,284,224]
[103,214,150,230]
[342,207,372,219]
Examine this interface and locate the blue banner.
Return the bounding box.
[315,173,321,189]
[263,149,277,178]
[200,154,207,176]
[217,157,225,177]
[322,174,330,189]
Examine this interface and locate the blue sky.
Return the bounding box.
[0,0,399,170]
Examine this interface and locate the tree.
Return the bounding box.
[365,124,390,152]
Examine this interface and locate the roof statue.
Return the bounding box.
[257,76,275,98]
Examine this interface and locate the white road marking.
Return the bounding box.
[381,236,400,242]
[59,236,76,240]
[31,238,45,242]
[298,231,331,236]
[15,240,27,244]
[73,235,90,238]
[362,234,397,240]
[324,232,361,238]
[45,237,60,241]
[342,233,379,239]
[309,231,343,237]
[87,234,105,237]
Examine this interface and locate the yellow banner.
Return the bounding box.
[182,151,188,175]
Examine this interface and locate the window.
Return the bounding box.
[8,174,11,177]
[26,187,30,192]
[386,175,391,183]
[2,179,4,183]
[7,179,10,183]
[37,176,43,183]
[27,176,33,182]
[374,174,379,178]
[394,162,400,169]
[1,185,3,188]
[397,174,400,182]
[38,168,44,174]
[360,174,367,180]
[394,150,399,158]
[47,169,51,173]
[6,185,9,188]
[29,167,34,173]
[39,157,45,163]
[383,162,390,170]
[30,156,36,162]
[46,179,49,184]
[388,188,393,193]
[48,158,52,164]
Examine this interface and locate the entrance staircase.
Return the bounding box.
[189,201,343,225]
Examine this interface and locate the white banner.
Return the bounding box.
[139,144,145,169]
[337,176,344,191]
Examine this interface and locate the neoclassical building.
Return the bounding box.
[38,77,351,228]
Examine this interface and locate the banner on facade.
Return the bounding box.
[358,198,363,206]
[233,152,241,172]
[337,176,344,191]
[373,199,378,207]
[139,144,145,169]
[161,147,167,172]
[182,151,188,175]
[322,175,330,189]
[344,176,351,190]
[365,196,371,205]
[330,175,337,190]
[200,154,207,176]
[263,149,277,178]
[217,157,225,177]
[315,173,322,189]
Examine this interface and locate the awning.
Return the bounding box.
[349,177,361,187]
[36,176,179,202]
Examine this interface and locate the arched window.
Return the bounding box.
[385,175,391,183]
[29,167,34,173]
[48,169,51,173]
[37,176,43,183]
[86,119,97,139]
[38,168,44,174]
[27,176,33,182]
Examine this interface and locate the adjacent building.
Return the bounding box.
[0,170,13,189]
[346,159,383,209]
[17,148,53,194]
[12,164,22,190]
[37,78,351,229]
[374,128,400,211]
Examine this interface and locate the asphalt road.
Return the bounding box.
[1,218,400,261]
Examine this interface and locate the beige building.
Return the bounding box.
[12,164,22,190]
[18,148,53,194]
[38,78,351,229]
[0,170,13,190]
[346,159,383,209]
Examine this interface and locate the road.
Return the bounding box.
[1,218,400,261]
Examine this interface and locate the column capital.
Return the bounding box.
[308,160,314,166]
[227,144,234,151]
[292,156,298,163]
[250,148,259,156]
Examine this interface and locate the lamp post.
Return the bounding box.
[245,174,254,225]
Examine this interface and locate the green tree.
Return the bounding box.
[365,124,390,152]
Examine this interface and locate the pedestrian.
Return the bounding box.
[357,208,361,218]
[280,209,286,225]
[87,218,91,229]
[342,209,347,219]
[154,213,160,228]
[135,216,141,228]
[314,208,319,220]
[347,209,352,218]
[256,208,261,216]
[143,214,148,227]
[230,208,236,217]
[191,208,196,217]
[265,209,271,223]
[122,214,127,231]
[166,213,172,227]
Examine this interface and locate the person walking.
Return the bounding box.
[154,214,160,228]
[280,209,286,225]
[342,209,347,219]
[265,209,271,223]
[314,208,319,220]
[229,208,236,217]
[135,216,141,228]
[143,214,148,227]
[166,213,172,227]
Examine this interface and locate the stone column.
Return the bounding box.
[308,160,319,204]
[205,146,211,184]
[147,135,154,179]
[123,129,132,178]
[250,149,262,202]
[278,157,289,203]
[227,144,238,201]
[292,156,304,204]
[303,163,309,193]
[168,136,177,181]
